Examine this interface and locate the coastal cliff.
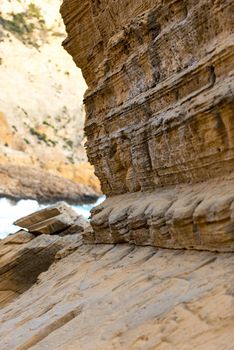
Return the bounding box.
[0,1,233,349]
[0,0,100,202]
[61,0,234,251]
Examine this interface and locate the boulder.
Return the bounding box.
[14,202,88,236]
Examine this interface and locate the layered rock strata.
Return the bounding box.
[1,202,91,307]
[0,230,83,307]
[61,0,234,251]
[14,202,88,236]
[0,232,233,349]
[0,164,98,204]
[89,176,234,252]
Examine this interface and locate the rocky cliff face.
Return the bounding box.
[0,0,100,201]
[61,0,234,251]
[0,2,233,347]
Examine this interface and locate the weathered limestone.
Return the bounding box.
[0,164,98,204]
[14,202,88,235]
[0,230,83,307]
[0,234,233,349]
[61,0,234,251]
[0,1,101,201]
[0,2,233,350]
[88,176,234,252]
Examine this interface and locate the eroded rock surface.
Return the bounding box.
[0,164,98,204]
[0,233,233,349]
[61,0,234,251]
[0,230,83,307]
[89,176,234,252]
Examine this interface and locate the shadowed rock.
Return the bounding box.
[0,230,83,307]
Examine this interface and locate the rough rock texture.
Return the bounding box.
[61,0,234,251]
[14,202,88,235]
[0,230,82,307]
[0,232,233,349]
[89,176,234,252]
[1,2,233,349]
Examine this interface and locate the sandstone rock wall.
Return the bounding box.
[0,3,233,349]
[61,0,234,251]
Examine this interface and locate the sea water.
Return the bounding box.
[0,196,105,239]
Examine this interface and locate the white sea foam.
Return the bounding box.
[0,196,105,239]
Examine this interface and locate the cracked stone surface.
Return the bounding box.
[0,236,233,350]
[0,231,83,307]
